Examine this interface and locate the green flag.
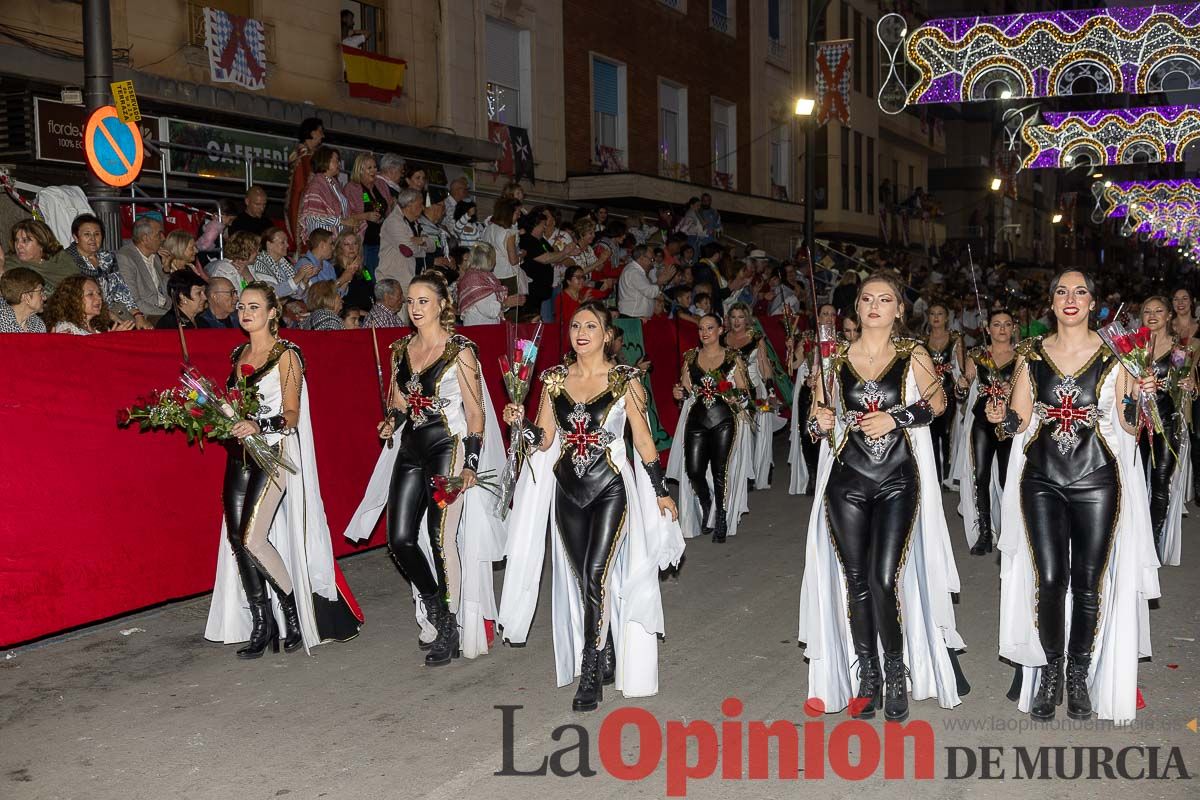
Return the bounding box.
[613,318,671,452]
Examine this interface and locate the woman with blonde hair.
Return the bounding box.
[457,242,523,326]
[345,153,392,272]
[332,230,371,309]
[299,280,344,330]
[161,230,204,277]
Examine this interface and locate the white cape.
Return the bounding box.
[798,361,966,713]
[1157,428,1187,567]
[952,380,1004,548]
[747,348,788,489]
[788,362,811,495]
[998,365,1160,725]
[205,381,342,653]
[342,374,508,660]
[665,395,754,538]
[497,404,686,697]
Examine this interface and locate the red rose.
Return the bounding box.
[203,424,215,434]
[717,380,734,393]
[819,341,836,358]
[1114,335,1134,356]
[499,355,512,374]
[227,389,242,403]
[518,364,530,382]
[240,364,255,377]
[1134,327,1151,349]
[116,409,131,426]
[188,406,205,418]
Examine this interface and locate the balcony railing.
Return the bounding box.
[712,170,735,190]
[659,159,691,181]
[659,0,684,11]
[595,145,626,173]
[768,38,786,60]
[711,10,731,35]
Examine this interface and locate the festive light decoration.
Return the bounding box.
[1024,105,1200,169]
[1092,178,1200,221]
[878,4,1200,112]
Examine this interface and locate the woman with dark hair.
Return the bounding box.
[674,196,705,249]
[725,302,786,490]
[299,281,344,330]
[298,146,377,247]
[1172,287,1200,501]
[345,273,507,664]
[154,270,210,330]
[64,214,147,327]
[924,302,963,486]
[800,270,966,723]
[499,301,683,711]
[554,265,612,324]
[44,275,132,335]
[666,313,754,542]
[989,269,1158,724]
[10,218,75,293]
[1138,296,1190,565]
[206,282,363,657]
[0,267,47,332]
[482,198,524,297]
[951,309,1016,555]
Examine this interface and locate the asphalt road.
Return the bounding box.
[3,446,1198,800]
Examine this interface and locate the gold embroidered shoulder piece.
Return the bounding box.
[967,345,985,363]
[541,364,568,397]
[445,333,478,362]
[1015,336,1043,361]
[893,336,921,357]
[608,364,642,397]
[683,348,699,367]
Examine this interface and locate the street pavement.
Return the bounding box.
[2,443,1198,800]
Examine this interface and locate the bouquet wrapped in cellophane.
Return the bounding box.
[119,363,297,476]
[1097,321,1164,443]
[497,322,543,519]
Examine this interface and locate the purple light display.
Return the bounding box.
[1022,105,1200,169]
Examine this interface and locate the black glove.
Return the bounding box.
[887,399,934,430]
[463,432,483,472]
[257,415,291,435]
[519,422,545,454]
[642,459,670,498]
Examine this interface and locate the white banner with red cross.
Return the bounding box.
[816,39,853,127]
[204,7,267,91]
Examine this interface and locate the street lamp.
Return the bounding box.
[1052,213,1063,224]
[794,97,816,117]
[990,177,1003,191]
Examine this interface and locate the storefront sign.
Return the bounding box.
[163,118,294,184]
[34,97,161,170]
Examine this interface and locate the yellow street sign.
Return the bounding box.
[110,80,141,123]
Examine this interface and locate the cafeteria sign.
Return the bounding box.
[163,119,293,184]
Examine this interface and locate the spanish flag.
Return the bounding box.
[341,45,406,103]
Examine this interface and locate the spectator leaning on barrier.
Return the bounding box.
[0,267,48,333]
[299,281,344,330]
[200,277,240,329]
[363,278,406,328]
[65,214,148,328]
[10,219,76,294]
[252,226,308,299]
[44,275,131,335]
[116,216,170,320]
[155,270,210,330]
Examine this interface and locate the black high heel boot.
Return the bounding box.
[237,599,279,659]
[1006,664,1024,702]
[278,592,304,653]
[970,517,994,556]
[425,595,460,667]
[1065,655,1092,720]
[572,646,604,712]
[697,493,714,539]
[601,632,616,686]
[1030,657,1063,721]
[947,648,971,696]
[853,656,883,719]
[712,505,728,543]
[883,654,910,722]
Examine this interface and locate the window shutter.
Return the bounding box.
[593,59,619,116]
[486,18,520,88]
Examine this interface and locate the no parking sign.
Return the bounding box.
[83,105,144,187]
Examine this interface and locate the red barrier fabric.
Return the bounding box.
[0,317,784,646]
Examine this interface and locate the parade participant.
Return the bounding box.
[799,270,967,722]
[666,314,754,542]
[952,309,1016,555]
[206,282,362,657]
[1138,296,1190,565]
[344,273,506,664]
[1171,287,1200,500]
[724,302,787,490]
[788,303,837,495]
[924,303,964,486]
[498,302,684,712]
[990,269,1159,724]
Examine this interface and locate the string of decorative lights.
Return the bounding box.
[1023,105,1200,169]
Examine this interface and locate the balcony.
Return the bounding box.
[659,159,691,181]
[711,10,733,36]
[594,144,626,173]
[659,0,685,12]
[768,38,786,61]
[712,170,735,190]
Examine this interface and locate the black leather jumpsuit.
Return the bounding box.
[386,335,475,600]
[968,348,1016,537]
[825,344,919,661]
[544,364,634,649]
[925,333,959,483]
[1019,342,1118,663]
[1139,348,1181,559]
[682,349,742,536]
[798,347,821,490]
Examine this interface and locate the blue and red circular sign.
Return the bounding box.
[84,105,144,187]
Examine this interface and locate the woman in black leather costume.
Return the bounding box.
[809,271,949,722]
[989,269,1155,721]
[672,313,752,542]
[1138,296,1192,561]
[924,303,962,485]
[957,310,1017,555]
[792,303,838,494]
[376,274,488,666]
[503,301,678,712]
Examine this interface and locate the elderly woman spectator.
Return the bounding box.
[252,226,313,299]
[64,214,148,328]
[0,267,48,332]
[458,242,524,325]
[10,219,76,293]
[161,230,207,280]
[44,275,133,334]
[377,152,405,201]
[299,281,344,330]
[378,188,425,290]
[333,231,371,309]
[205,230,259,291]
[155,270,210,330]
[452,200,484,245]
[482,197,524,296]
[298,146,377,247]
[345,153,393,271]
[363,278,406,328]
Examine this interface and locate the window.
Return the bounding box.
[908,164,915,198]
[341,0,385,54]
[840,2,849,39]
[853,10,863,94]
[815,125,829,209]
[592,55,627,170]
[814,2,827,40]
[866,136,875,214]
[840,125,850,211]
[769,121,790,200]
[658,80,688,176]
[854,131,863,212]
[711,0,734,36]
[711,99,737,189]
[485,17,531,129]
[866,18,876,98]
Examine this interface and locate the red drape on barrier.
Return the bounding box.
[0,317,785,646]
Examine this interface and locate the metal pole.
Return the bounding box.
[83,0,121,250]
[803,0,831,258]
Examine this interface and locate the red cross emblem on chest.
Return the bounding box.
[981,381,1009,401]
[562,402,615,478]
[404,374,449,426]
[696,375,720,407]
[1035,375,1098,454]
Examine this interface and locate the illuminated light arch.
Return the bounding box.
[1048,51,1122,96]
[1022,105,1200,169]
[964,58,1035,101]
[1060,138,1106,169]
[1138,48,1200,93]
[1116,135,1166,164]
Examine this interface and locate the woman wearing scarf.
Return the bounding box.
[458,243,525,326]
[297,146,377,249]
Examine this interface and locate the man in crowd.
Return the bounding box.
[228,186,273,238]
[378,153,405,201]
[116,216,170,320]
[617,244,665,319]
[379,189,426,291]
[364,279,406,328]
[200,277,240,329]
[698,193,722,246]
[444,176,470,223]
